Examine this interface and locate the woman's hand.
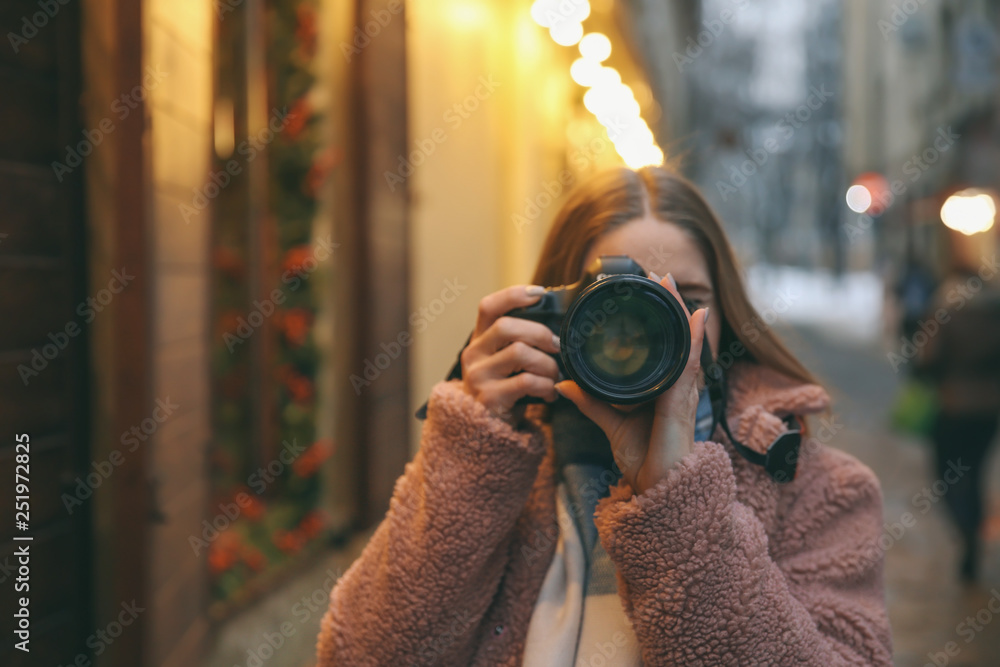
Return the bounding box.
[555,273,710,496]
[460,285,563,425]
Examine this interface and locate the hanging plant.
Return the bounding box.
[207,0,337,605]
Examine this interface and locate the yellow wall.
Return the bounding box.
[406,0,630,448]
[145,0,213,662]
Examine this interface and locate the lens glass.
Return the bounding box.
[582,299,664,382]
[564,283,683,397]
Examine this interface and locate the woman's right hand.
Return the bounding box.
[460,285,562,425]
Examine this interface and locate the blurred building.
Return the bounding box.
[679,0,847,271]
[843,0,1000,275]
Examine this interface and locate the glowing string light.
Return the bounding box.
[531,2,662,168]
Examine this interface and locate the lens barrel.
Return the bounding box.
[558,275,691,404]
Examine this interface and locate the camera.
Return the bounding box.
[506,255,691,405]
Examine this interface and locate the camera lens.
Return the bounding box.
[584,301,655,378]
[559,275,691,404]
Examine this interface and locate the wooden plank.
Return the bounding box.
[0,165,64,257]
[105,0,150,663]
[0,433,74,537]
[0,1,92,661]
[0,0,60,75]
[0,267,73,350]
[355,0,411,524]
[0,70,58,164]
[0,357,69,437]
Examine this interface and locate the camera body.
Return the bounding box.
[507,255,691,405]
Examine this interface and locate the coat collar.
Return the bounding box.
[723,361,830,456]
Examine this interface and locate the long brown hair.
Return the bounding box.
[531,166,818,387]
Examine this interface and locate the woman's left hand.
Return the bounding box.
[555,272,710,496]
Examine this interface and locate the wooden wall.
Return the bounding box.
[81,0,213,664]
[0,1,91,664]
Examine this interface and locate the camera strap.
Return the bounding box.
[702,336,801,483]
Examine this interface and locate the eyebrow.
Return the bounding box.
[675,279,713,294]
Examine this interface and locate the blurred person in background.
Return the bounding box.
[316,167,892,665]
[916,262,1000,582]
[895,259,939,343]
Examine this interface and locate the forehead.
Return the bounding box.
[582,215,710,285]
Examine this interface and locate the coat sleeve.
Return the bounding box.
[594,441,893,666]
[316,380,549,666]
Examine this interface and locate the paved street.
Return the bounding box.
[207,324,1000,667]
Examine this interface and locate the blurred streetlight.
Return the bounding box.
[845,184,872,213]
[940,189,997,236]
[846,172,891,215]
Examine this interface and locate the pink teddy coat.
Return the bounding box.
[317,361,894,665]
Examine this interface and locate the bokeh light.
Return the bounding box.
[550,21,584,46]
[579,32,612,62]
[846,184,873,213]
[940,189,997,235]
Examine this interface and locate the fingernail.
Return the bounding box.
[703,306,710,323]
[525,285,546,296]
[667,273,678,291]
[552,334,561,350]
[648,270,662,282]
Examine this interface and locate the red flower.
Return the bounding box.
[243,495,265,521]
[208,546,236,575]
[208,531,241,574]
[285,373,314,404]
[280,308,312,346]
[283,97,311,141]
[299,511,325,539]
[292,453,319,478]
[295,5,318,60]
[282,244,314,277]
[292,439,333,478]
[304,147,343,197]
[274,529,305,554]
[242,547,267,572]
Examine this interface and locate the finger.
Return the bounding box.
[474,285,546,337]
[467,341,560,384]
[479,316,561,356]
[689,306,708,371]
[555,380,625,439]
[654,306,708,417]
[481,373,558,408]
[659,272,692,320]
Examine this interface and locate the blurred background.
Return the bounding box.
[2,0,1000,665]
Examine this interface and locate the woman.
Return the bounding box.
[317,166,893,665]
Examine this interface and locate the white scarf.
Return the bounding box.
[521,483,643,667]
